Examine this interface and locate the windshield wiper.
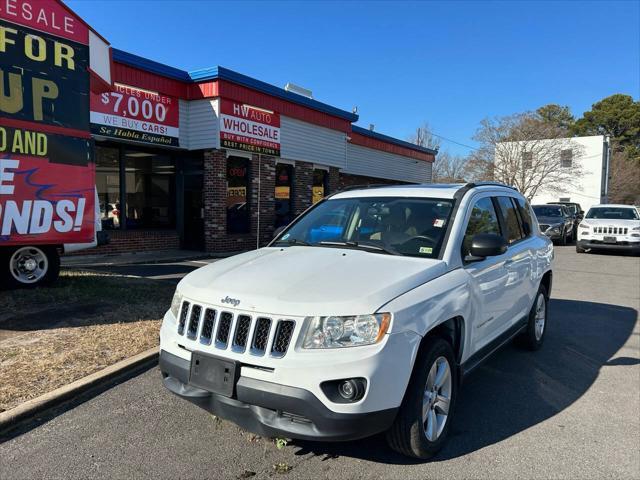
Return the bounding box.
[318,241,397,255]
[276,238,312,246]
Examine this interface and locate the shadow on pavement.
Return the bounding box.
[293,298,638,464]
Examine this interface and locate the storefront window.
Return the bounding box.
[313,168,328,204]
[124,150,176,228]
[227,156,250,234]
[275,163,294,228]
[96,146,121,230]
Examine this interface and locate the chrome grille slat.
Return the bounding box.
[251,317,272,355]
[271,320,295,358]
[232,315,252,352]
[215,312,233,349]
[177,301,190,336]
[186,305,202,340]
[199,308,216,345]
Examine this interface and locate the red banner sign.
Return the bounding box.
[90,84,180,147]
[0,0,89,44]
[219,99,280,156]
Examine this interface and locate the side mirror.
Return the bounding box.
[273,226,286,240]
[466,233,507,262]
[579,210,585,215]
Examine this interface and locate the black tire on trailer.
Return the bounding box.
[386,336,457,459]
[3,246,60,289]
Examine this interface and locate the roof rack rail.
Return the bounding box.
[328,183,397,196]
[463,181,518,191]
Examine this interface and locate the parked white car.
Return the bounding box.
[159,182,553,459]
[576,204,640,255]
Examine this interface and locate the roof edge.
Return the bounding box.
[351,125,438,155]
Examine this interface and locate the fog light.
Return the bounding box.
[339,380,356,399]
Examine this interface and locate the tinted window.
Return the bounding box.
[515,197,533,237]
[496,196,524,244]
[462,197,501,257]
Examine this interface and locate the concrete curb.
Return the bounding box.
[62,253,215,268]
[0,347,159,434]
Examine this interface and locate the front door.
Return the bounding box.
[183,173,204,251]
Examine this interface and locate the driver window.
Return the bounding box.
[462,197,501,257]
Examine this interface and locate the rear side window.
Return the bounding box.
[515,197,533,237]
[462,197,501,257]
[496,197,525,244]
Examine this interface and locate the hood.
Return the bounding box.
[582,218,640,227]
[178,247,448,317]
[537,216,566,226]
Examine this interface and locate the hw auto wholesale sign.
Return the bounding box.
[0,0,95,245]
[90,84,180,147]
[220,99,280,156]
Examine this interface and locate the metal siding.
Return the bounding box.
[280,116,346,167]
[345,143,432,184]
[179,100,189,149]
[184,99,220,150]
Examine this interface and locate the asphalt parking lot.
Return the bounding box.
[1,246,639,479]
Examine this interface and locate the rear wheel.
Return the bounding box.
[386,336,457,459]
[519,284,548,351]
[2,246,60,289]
[559,229,567,246]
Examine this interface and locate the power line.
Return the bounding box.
[426,130,480,152]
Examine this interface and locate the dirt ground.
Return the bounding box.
[0,270,175,413]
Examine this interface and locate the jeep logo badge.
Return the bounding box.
[221,296,240,307]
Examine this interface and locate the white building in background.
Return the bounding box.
[496,135,610,212]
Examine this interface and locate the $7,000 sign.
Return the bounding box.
[90,85,180,147]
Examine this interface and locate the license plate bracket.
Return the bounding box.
[603,236,617,244]
[189,352,238,397]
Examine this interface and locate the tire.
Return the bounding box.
[576,243,586,254]
[519,284,548,351]
[386,336,457,459]
[2,246,60,289]
[559,229,567,246]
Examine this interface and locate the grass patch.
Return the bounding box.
[0,270,175,413]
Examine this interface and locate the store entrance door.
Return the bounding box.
[183,173,204,250]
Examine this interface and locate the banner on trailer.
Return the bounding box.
[0,0,94,245]
[219,99,280,156]
[90,84,180,147]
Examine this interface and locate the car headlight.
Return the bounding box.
[170,290,183,318]
[302,313,391,349]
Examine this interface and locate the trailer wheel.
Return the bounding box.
[2,246,60,288]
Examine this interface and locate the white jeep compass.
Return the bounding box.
[159,182,553,459]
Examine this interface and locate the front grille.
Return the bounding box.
[251,317,272,355]
[594,226,627,235]
[200,309,216,344]
[232,315,252,352]
[215,312,233,348]
[271,320,296,357]
[186,305,202,339]
[175,300,297,358]
[177,301,190,335]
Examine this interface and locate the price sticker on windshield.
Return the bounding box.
[419,247,433,254]
[433,219,445,228]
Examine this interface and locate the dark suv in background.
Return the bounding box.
[548,201,583,233]
[533,204,575,245]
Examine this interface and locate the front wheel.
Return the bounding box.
[386,336,457,459]
[1,246,60,289]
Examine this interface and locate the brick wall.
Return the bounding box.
[203,149,276,253]
[338,172,408,189]
[68,229,180,255]
[292,160,314,216]
[328,167,340,194]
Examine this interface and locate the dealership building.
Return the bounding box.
[86,48,435,254]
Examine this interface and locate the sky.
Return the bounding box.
[67,0,640,156]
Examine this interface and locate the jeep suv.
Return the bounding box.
[159,182,553,459]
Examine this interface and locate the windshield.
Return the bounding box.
[273,197,454,258]
[533,206,563,217]
[586,207,639,220]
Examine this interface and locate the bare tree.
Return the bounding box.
[432,151,469,183]
[471,113,585,200]
[408,122,441,152]
[608,148,640,204]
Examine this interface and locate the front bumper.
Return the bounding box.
[159,350,398,441]
[577,239,640,253]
